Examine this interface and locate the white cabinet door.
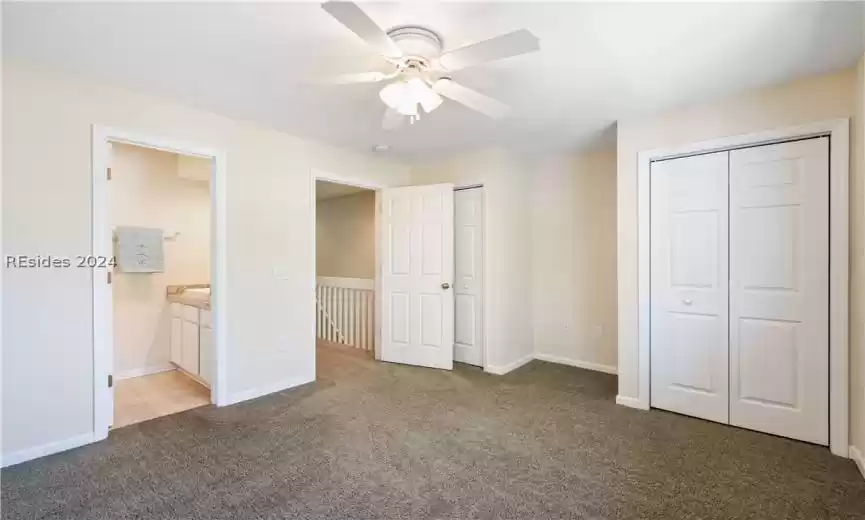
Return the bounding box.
[199,326,213,386]
[454,187,484,367]
[380,184,455,370]
[181,320,199,375]
[650,151,730,424]
[729,138,829,445]
[170,317,183,366]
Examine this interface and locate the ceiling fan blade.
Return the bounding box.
[321,72,388,85]
[382,107,404,130]
[433,79,511,119]
[321,1,403,59]
[436,29,540,71]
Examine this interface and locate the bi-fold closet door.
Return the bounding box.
[650,137,829,446]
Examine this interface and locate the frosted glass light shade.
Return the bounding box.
[379,79,442,116]
[408,78,443,113]
[379,82,407,110]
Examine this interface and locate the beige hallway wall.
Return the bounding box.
[316,190,375,279]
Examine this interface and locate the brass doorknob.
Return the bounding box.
[441,282,450,289]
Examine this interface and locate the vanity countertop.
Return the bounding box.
[167,285,210,310]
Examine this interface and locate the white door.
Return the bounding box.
[650,151,730,424]
[454,187,484,367]
[729,138,829,445]
[380,184,455,369]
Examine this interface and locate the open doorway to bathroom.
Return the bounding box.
[109,143,213,428]
[314,179,377,370]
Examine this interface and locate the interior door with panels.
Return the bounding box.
[650,151,730,424]
[454,188,484,367]
[729,138,829,445]
[380,184,455,370]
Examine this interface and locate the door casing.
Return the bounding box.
[91,125,228,441]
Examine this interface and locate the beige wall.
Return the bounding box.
[411,149,534,372]
[316,191,375,279]
[616,69,856,412]
[1,60,409,461]
[111,144,210,377]
[530,149,618,371]
[852,53,865,461]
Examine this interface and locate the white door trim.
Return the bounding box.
[310,169,384,361]
[91,125,229,443]
[629,118,850,457]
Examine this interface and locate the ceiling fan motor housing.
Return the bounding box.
[387,26,443,61]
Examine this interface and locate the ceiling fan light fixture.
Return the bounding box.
[379,78,442,117]
[321,1,539,128]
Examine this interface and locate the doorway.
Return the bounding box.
[314,179,377,358]
[311,171,487,373]
[91,125,227,440]
[109,143,213,428]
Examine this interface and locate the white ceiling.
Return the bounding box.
[316,180,371,200]
[4,2,863,163]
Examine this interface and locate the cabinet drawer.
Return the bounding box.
[171,303,183,317]
[182,304,199,323]
[200,309,212,328]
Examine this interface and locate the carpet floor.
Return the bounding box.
[3,345,865,519]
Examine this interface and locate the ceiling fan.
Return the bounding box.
[320,0,540,130]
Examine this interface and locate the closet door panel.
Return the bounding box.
[650,151,730,424]
[729,137,829,445]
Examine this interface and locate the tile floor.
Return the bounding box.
[113,369,211,428]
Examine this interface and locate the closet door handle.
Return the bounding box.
[683,299,693,306]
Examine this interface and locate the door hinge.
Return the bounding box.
[107,272,112,284]
[107,167,112,180]
[108,374,113,388]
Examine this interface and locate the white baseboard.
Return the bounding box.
[484,353,534,375]
[1,432,96,468]
[533,353,617,375]
[850,445,865,480]
[116,364,175,380]
[616,394,649,410]
[225,375,315,406]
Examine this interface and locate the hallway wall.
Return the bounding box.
[316,190,375,279]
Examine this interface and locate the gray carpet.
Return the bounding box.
[3,345,865,519]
